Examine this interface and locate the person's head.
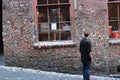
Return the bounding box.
[84,31,90,38]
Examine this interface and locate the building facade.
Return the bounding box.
[2,0,120,74]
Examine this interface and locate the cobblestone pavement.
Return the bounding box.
[0,55,119,80]
[0,65,119,80]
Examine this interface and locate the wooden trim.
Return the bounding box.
[37,3,70,7]
[32,0,39,42]
[107,0,109,33]
[69,0,75,40]
[117,4,120,30]
[33,0,37,23]
[37,0,73,41]
[109,20,120,21]
[108,1,120,4]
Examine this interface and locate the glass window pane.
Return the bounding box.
[38,7,48,22]
[37,0,47,5]
[39,23,49,32]
[109,21,118,30]
[109,0,120,1]
[39,23,49,41]
[60,6,70,22]
[118,20,120,31]
[61,22,71,40]
[39,33,49,41]
[50,32,55,41]
[48,0,58,4]
[49,23,59,41]
[108,4,118,20]
[119,4,120,20]
[49,6,59,22]
[61,31,71,40]
[60,0,69,3]
[56,32,60,40]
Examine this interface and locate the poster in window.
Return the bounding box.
[51,23,57,30]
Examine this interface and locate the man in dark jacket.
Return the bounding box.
[79,31,92,80]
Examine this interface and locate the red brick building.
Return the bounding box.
[2,0,120,74]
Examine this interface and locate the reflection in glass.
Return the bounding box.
[38,7,48,22]
[60,0,69,3]
[48,0,58,4]
[37,0,47,5]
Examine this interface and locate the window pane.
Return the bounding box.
[61,31,71,40]
[60,5,70,22]
[39,23,49,32]
[50,32,56,41]
[108,4,118,20]
[109,21,118,30]
[38,7,48,22]
[60,0,69,3]
[118,4,120,31]
[119,4,120,20]
[37,0,47,5]
[109,0,120,1]
[39,33,49,41]
[118,20,120,31]
[49,7,59,22]
[108,3,120,31]
[39,23,49,41]
[48,0,58,4]
[61,22,71,40]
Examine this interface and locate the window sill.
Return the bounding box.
[108,39,120,44]
[33,40,76,48]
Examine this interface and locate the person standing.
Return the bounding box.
[79,31,92,80]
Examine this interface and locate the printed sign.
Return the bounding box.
[51,23,57,30]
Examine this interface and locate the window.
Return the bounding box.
[37,0,71,41]
[108,0,120,1]
[108,0,120,39]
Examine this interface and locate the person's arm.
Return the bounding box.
[79,40,82,53]
[86,40,91,53]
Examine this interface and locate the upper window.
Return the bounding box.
[108,0,120,1]
[37,0,71,41]
[108,0,120,39]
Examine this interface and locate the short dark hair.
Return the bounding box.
[84,31,89,37]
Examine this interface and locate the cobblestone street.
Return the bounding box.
[0,55,120,80]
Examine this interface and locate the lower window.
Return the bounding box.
[108,2,120,39]
[37,1,71,41]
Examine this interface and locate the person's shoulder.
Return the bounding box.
[81,38,85,41]
[86,39,91,42]
[87,38,91,41]
[80,38,84,43]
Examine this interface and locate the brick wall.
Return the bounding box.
[2,0,120,74]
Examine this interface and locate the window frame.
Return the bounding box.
[108,0,120,38]
[32,0,76,48]
[108,0,120,44]
[36,0,73,41]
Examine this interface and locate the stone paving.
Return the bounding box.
[0,55,120,80]
[0,55,4,65]
[0,65,119,80]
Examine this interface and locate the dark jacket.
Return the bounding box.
[79,38,91,63]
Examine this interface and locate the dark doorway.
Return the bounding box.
[0,0,3,55]
[0,27,3,55]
